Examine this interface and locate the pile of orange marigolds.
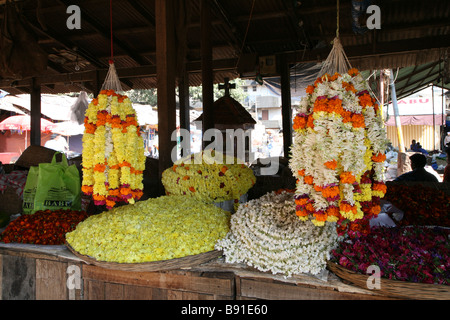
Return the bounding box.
[1,209,91,245]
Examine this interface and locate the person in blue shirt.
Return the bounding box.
[394,153,438,182]
[410,140,418,151]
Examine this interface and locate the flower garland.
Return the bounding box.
[161,151,255,206]
[82,90,146,209]
[289,68,388,236]
[66,196,230,263]
[330,226,450,285]
[215,191,341,277]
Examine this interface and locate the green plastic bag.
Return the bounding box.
[32,152,81,213]
[22,165,39,214]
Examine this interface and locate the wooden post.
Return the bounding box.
[201,0,214,147]
[280,55,292,158]
[30,78,41,146]
[155,0,177,192]
[179,68,191,152]
[389,69,405,153]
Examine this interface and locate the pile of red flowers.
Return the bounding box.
[0,209,91,245]
[384,184,450,227]
[331,226,450,285]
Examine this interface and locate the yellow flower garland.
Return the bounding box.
[82,90,145,209]
[161,151,255,205]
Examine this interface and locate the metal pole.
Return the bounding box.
[389,69,405,153]
[432,85,435,150]
[379,70,384,125]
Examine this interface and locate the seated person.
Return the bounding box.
[444,149,450,183]
[394,153,438,182]
[415,142,428,155]
[410,139,418,151]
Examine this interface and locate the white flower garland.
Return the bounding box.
[215,191,340,277]
[289,69,388,233]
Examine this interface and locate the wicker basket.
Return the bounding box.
[327,261,450,300]
[14,146,61,169]
[66,242,222,272]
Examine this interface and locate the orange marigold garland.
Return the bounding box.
[82,90,145,209]
[289,69,388,236]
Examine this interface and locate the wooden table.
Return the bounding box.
[0,243,397,300]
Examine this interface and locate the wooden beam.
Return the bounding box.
[155,0,177,192]
[178,68,191,153]
[288,36,450,65]
[201,0,214,142]
[30,78,41,146]
[0,58,239,90]
[57,0,149,66]
[210,0,250,54]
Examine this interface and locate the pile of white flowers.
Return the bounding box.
[215,191,341,277]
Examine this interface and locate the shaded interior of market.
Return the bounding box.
[0,0,449,301]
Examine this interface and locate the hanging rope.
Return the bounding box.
[318,0,352,76]
[234,0,256,72]
[110,0,114,63]
[336,0,340,38]
[101,0,122,92]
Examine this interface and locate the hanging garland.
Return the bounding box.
[289,68,388,236]
[81,1,145,209]
[81,90,145,209]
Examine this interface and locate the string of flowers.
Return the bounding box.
[289,68,388,236]
[162,151,255,208]
[66,196,230,263]
[215,190,341,277]
[82,89,146,209]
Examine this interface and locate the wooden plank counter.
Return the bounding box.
[0,244,396,300]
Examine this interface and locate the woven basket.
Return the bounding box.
[66,242,222,272]
[14,146,61,169]
[327,261,450,300]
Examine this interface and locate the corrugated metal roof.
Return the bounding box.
[0,0,448,94]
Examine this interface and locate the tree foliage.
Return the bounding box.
[125,79,248,106]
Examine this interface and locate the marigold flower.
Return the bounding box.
[324,160,338,170]
[306,115,315,129]
[351,113,365,128]
[81,185,93,194]
[342,81,357,93]
[293,114,307,130]
[348,68,360,76]
[358,93,373,108]
[340,171,356,184]
[372,152,386,162]
[305,85,315,94]
[304,175,314,185]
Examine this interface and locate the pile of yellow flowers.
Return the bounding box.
[82,89,146,209]
[161,151,256,204]
[65,196,230,263]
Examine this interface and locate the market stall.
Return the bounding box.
[0,242,397,300]
[0,0,449,303]
[1,69,448,301]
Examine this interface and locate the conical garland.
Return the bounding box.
[81,89,145,209]
[289,68,388,236]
